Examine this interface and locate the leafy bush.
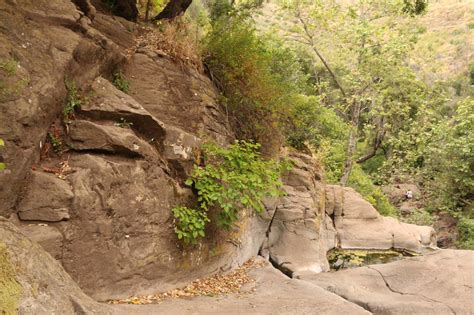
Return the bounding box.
[403,210,434,226]
[286,94,347,150]
[112,70,130,93]
[458,218,474,250]
[172,140,288,244]
[172,206,210,244]
[348,164,398,217]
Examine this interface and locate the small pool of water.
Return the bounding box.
[327,249,417,270]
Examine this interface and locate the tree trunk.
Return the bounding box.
[340,100,361,186]
[145,0,152,21]
[356,117,385,164]
[115,0,139,21]
[153,0,193,21]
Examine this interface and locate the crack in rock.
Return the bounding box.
[367,266,457,315]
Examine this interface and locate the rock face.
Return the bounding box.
[262,153,331,277]
[0,218,112,314]
[325,185,436,253]
[304,249,474,314]
[0,0,126,216]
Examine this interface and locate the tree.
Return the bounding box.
[281,0,425,185]
[153,0,193,20]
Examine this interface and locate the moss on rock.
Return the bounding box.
[0,242,22,315]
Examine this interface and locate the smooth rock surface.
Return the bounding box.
[325,185,437,252]
[17,171,73,222]
[111,259,370,315]
[264,153,330,277]
[304,249,474,314]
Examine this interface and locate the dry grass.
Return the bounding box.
[129,18,204,72]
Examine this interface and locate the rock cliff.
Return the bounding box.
[0,1,472,314]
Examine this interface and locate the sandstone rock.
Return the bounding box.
[68,119,158,159]
[304,249,474,314]
[325,185,437,252]
[17,171,73,222]
[0,1,124,216]
[111,258,370,315]
[17,224,64,259]
[81,77,167,143]
[382,183,421,203]
[0,218,112,314]
[264,153,330,278]
[125,51,233,144]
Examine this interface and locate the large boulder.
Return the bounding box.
[262,153,330,277]
[0,218,112,314]
[10,75,263,300]
[303,249,474,314]
[325,185,436,252]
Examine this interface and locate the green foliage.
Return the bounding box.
[0,59,17,76]
[63,80,82,122]
[286,94,347,150]
[203,8,302,146]
[48,132,63,155]
[172,140,288,244]
[171,206,210,244]
[112,70,130,93]
[402,0,428,16]
[348,164,398,217]
[114,118,133,128]
[457,218,474,250]
[403,210,435,226]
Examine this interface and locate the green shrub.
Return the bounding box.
[403,210,434,226]
[348,164,398,217]
[112,70,130,93]
[172,140,288,244]
[63,80,82,122]
[48,132,63,155]
[458,217,474,250]
[172,206,210,244]
[286,94,347,150]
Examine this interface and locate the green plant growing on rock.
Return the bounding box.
[0,59,18,76]
[172,206,210,244]
[112,70,130,93]
[172,140,289,244]
[48,132,63,155]
[63,80,82,122]
[114,117,133,128]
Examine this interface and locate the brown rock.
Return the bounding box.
[0,218,112,314]
[17,224,64,259]
[325,185,436,252]
[17,171,73,222]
